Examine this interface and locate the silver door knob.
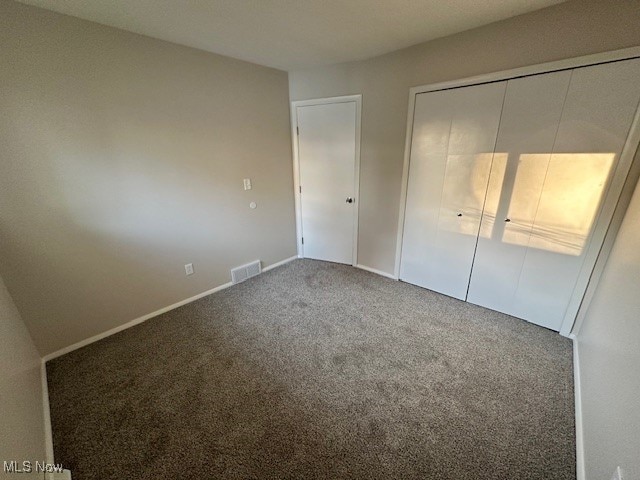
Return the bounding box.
[346,197,354,203]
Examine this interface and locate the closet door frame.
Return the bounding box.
[394,46,640,337]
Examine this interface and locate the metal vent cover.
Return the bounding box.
[231,260,261,284]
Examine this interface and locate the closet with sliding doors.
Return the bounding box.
[399,56,640,332]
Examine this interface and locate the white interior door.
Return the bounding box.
[296,100,358,264]
[399,82,506,299]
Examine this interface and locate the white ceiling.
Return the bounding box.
[18,0,566,70]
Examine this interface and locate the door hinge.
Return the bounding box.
[296,126,299,136]
[299,185,302,194]
[301,237,304,245]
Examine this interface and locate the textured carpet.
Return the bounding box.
[46,259,575,479]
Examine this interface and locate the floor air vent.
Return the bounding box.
[231,260,262,284]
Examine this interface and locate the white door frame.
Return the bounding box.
[394,46,640,337]
[291,95,362,266]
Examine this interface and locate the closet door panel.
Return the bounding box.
[467,70,571,314]
[514,58,640,329]
[553,59,640,154]
[400,82,506,299]
[400,153,447,289]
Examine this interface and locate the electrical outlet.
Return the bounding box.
[184,263,194,276]
[243,178,252,190]
[611,466,623,480]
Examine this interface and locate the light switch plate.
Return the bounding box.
[184,263,194,276]
[243,178,251,190]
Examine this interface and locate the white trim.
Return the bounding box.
[570,334,586,480]
[560,99,640,336]
[356,263,398,280]
[41,361,54,464]
[290,102,304,258]
[291,95,363,266]
[565,126,640,336]
[406,46,640,96]
[262,255,298,272]
[42,281,232,362]
[394,89,418,279]
[42,257,298,362]
[394,46,640,333]
[352,98,362,267]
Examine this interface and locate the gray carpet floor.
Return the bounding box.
[46,259,576,479]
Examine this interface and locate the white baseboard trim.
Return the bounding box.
[42,256,298,362]
[263,255,298,272]
[42,281,232,362]
[570,334,586,480]
[355,264,398,280]
[41,361,54,465]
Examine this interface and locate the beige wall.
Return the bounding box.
[577,175,640,480]
[289,0,640,275]
[0,273,46,478]
[0,0,296,355]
